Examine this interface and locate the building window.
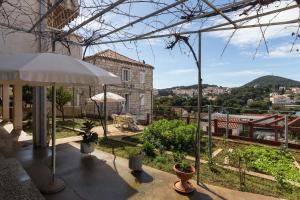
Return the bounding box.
[125,94,130,112]
[122,68,131,81]
[140,71,145,84]
[140,93,145,106]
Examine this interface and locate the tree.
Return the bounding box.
[47,86,72,121]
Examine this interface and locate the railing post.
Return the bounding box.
[226,111,229,139]
[249,119,253,139]
[208,105,212,165]
[285,115,288,149]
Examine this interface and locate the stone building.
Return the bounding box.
[74,49,154,123]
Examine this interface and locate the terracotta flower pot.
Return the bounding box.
[173,164,195,194]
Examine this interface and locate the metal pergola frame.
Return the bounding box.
[1,0,300,186]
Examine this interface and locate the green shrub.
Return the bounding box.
[143,141,156,157]
[142,119,196,153]
[126,147,142,158]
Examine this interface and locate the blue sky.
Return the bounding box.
[82,0,300,89]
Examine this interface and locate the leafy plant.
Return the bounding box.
[228,145,300,188]
[78,120,98,144]
[142,141,156,157]
[178,160,191,173]
[172,151,192,173]
[126,147,142,158]
[142,119,196,153]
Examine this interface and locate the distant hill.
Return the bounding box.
[157,84,218,96]
[243,75,300,88]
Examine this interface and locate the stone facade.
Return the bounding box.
[72,49,154,122]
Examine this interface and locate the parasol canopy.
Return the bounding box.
[0,53,121,85]
[91,92,125,103]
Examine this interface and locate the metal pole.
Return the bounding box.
[72,87,75,130]
[104,85,107,137]
[93,86,96,119]
[196,32,202,184]
[208,105,212,165]
[51,84,56,182]
[226,111,229,139]
[285,115,288,149]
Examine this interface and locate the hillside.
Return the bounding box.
[243,75,300,88]
[157,83,218,96]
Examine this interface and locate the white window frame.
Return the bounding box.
[122,68,131,82]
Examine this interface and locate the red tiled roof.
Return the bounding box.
[214,116,240,129]
[87,49,153,68]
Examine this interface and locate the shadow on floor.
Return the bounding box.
[131,170,153,184]
[16,143,138,200]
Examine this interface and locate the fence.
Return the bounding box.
[153,105,300,149]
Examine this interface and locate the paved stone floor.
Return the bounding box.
[8,142,277,200]
[0,122,279,200]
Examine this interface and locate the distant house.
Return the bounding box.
[291,87,300,94]
[83,49,154,122]
[270,95,292,105]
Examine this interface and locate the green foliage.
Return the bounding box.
[47,86,73,121]
[178,160,191,173]
[142,141,156,157]
[79,120,98,144]
[22,85,33,107]
[154,96,210,113]
[172,151,186,163]
[142,119,196,153]
[215,86,271,114]
[229,145,300,186]
[126,147,142,158]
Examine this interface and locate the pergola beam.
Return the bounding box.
[92,3,300,45]
[91,0,255,45]
[202,0,238,28]
[86,0,188,45]
[29,0,65,32]
[60,0,127,39]
[93,19,300,45]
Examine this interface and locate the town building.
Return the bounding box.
[270,95,292,105]
[291,87,300,94]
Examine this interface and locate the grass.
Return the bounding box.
[96,138,300,200]
[23,120,78,139]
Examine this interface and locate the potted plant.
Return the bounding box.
[127,148,144,172]
[173,151,195,194]
[79,120,98,154]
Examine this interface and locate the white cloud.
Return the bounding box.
[208,70,270,77]
[207,61,227,67]
[207,1,300,48]
[268,43,300,58]
[167,68,196,75]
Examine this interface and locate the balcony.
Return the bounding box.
[47,0,79,29]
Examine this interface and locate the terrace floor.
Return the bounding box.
[0,126,279,200]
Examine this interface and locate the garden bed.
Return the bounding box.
[96,138,300,199]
